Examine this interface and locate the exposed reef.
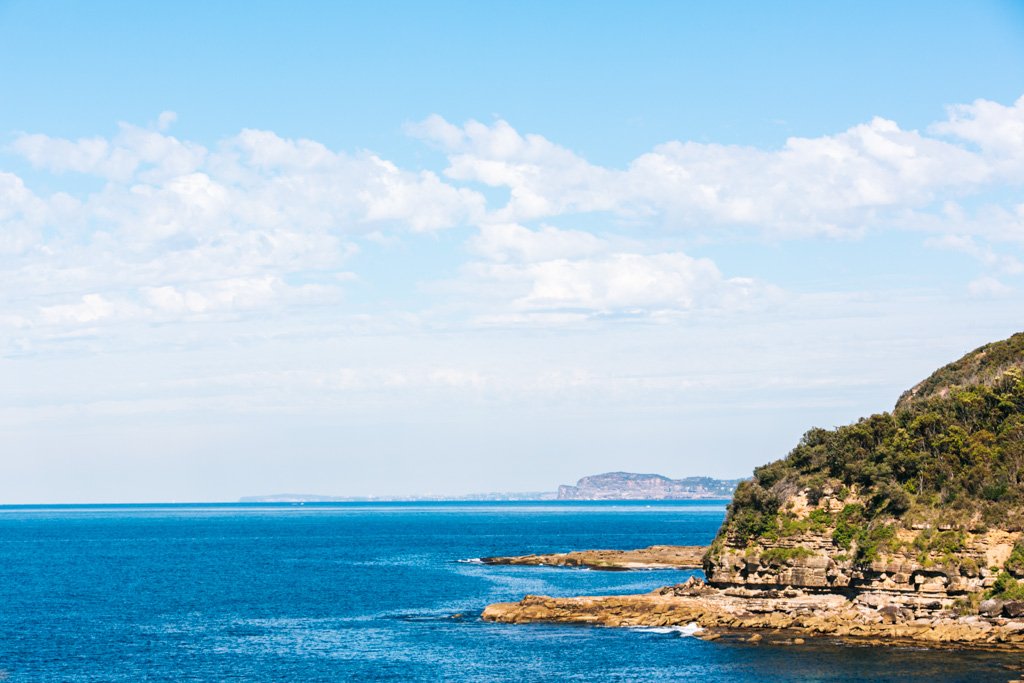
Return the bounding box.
[479,545,705,570]
[483,577,1024,649]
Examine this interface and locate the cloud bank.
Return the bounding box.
[1,95,1022,347]
[411,95,1024,238]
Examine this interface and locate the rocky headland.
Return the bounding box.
[479,545,705,570]
[483,332,1024,649]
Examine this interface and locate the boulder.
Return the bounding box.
[879,605,902,624]
[979,598,1004,617]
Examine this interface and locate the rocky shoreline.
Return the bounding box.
[481,335,1024,652]
[482,576,1024,650]
[479,545,705,570]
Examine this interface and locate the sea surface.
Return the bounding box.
[0,501,1022,682]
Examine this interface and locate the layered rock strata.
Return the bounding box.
[483,577,1024,648]
[702,489,1018,613]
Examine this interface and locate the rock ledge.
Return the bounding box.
[482,577,1024,649]
[479,545,705,570]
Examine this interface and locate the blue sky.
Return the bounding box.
[1,1,1023,502]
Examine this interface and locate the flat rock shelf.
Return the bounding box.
[482,577,1024,650]
[479,545,706,571]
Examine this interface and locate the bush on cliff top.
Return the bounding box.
[717,333,1024,555]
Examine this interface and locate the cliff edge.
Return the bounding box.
[704,332,1024,614]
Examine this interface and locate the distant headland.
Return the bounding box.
[558,472,741,500]
[240,472,742,503]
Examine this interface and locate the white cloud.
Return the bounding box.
[8,123,487,249]
[410,117,618,222]
[142,276,290,315]
[31,277,339,333]
[508,252,759,312]
[931,95,1024,175]
[12,122,207,183]
[412,97,1021,237]
[926,234,1024,275]
[0,171,52,253]
[967,275,1013,297]
[469,222,606,262]
[451,223,770,318]
[39,294,124,325]
[205,128,485,233]
[156,111,177,131]
[1,120,490,338]
[4,97,1023,343]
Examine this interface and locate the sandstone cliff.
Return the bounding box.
[704,332,1024,615]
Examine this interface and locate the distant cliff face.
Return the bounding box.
[557,472,741,500]
[704,332,1024,611]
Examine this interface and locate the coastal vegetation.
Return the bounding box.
[712,332,1024,575]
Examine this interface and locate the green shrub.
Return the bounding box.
[959,557,980,577]
[832,504,864,550]
[808,508,834,528]
[777,509,833,537]
[986,572,1024,601]
[1005,540,1024,577]
[855,524,896,564]
[953,592,982,615]
[731,509,777,546]
[914,529,966,555]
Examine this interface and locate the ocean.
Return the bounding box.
[0,501,1020,681]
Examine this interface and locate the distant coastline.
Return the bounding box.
[238,492,558,503]
[240,471,743,503]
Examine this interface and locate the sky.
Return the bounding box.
[1,1,1023,503]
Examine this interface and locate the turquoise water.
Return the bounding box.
[0,501,1020,681]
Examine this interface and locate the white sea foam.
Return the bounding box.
[456,558,484,564]
[629,623,703,637]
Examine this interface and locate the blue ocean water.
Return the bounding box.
[0,501,1020,682]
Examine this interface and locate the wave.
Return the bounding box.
[628,623,703,637]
